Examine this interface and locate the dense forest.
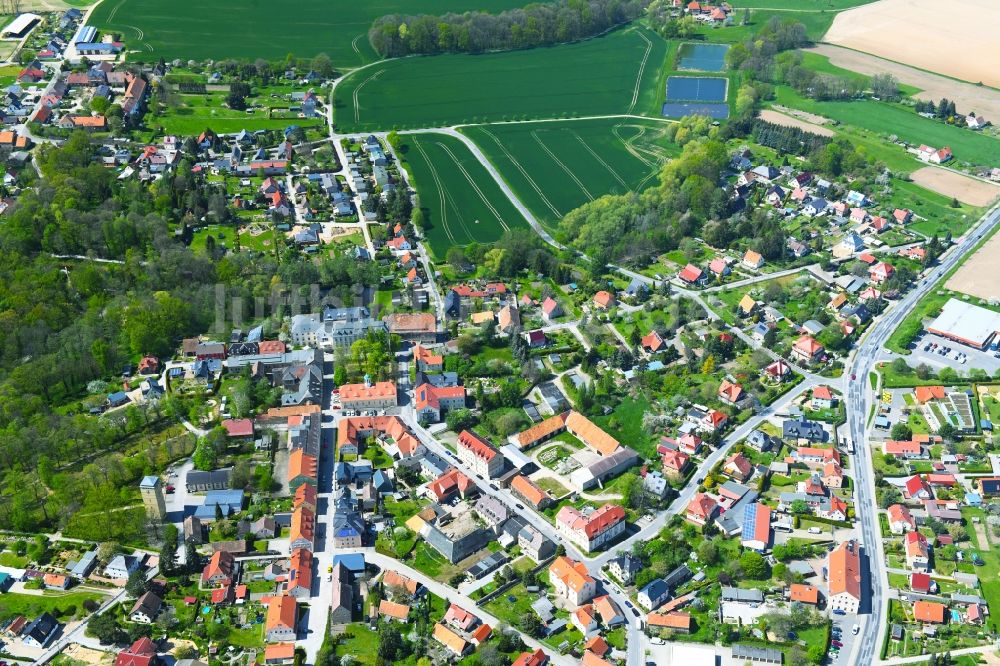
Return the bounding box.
[368,0,647,57]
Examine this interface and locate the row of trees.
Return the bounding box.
[368,0,648,57]
[914,98,958,118]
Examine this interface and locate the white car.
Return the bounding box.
[852,624,860,635]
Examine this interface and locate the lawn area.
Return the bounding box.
[362,443,394,469]
[772,86,1000,168]
[592,396,657,459]
[888,180,981,239]
[147,92,324,136]
[396,133,530,257]
[462,117,680,229]
[962,507,1000,632]
[408,541,466,583]
[0,552,28,568]
[483,582,543,626]
[982,394,1000,426]
[335,625,379,665]
[0,590,105,622]
[334,25,668,131]
[88,0,530,66]
[534,476,570,497]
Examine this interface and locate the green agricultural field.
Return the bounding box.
[773,87,1000,168]
[88,0,529,66]
[398,132,530,256]
[334,26,668,132]
[462,118,679,228]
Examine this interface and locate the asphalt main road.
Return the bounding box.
[844,200,1000,666]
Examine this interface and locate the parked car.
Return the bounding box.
[833,609,846,616]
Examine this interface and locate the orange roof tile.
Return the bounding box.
[433,622,469,655]
[828,541,861,601]
[913,600,946,624]
[790,583,819,604]
[378,600,410,620]
[264,595,297,633]
[510,474,549,507]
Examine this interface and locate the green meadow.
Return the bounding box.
[334,26,669,132]
[398,133,530,255]
[462,117,679,228]
[773,86,1000,168]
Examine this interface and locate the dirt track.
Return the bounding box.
[759,109,834,137]
[946,225,1000,300]
[910,166,1000,207]
[808,44,1000,122]
[823,0,1000,88]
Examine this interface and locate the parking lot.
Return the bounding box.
[827,616,858,664]
[905,331,1000,374]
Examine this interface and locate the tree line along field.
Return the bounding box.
[462,118,680,228]
[334,26,668,132]
[87,0,529,66]
[773,86,1000,168]
[398,133,530,256]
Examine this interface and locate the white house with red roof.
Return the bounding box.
[811,386,835,410]
[541,297,562,321]
[456,430,503,479]
[791,335,824,363]
[905,531,930,570]
[661,449,690,476]
[641,330,666,354]
[708,258,730,277]
[742,249,764,270]
[764,359,791,382]
[903,474,932,500]
[723,452,753,482]
[718,379,745,406]
[686,493,717,525]
[555,504,626,552]
[887,504,915,535]
[869,262,895,284]
[700,409,728,433]
[678,264,705,285]
[894,208,913,224]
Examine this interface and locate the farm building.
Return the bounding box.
[2,13,41,38]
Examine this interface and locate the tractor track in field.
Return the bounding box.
[477,127,563,220]
[437,141,512,234]
[411,137,458,246]
[572,130,628,189]
[629,29,653,114]
[531,130,594,201]
[351,69,383,124]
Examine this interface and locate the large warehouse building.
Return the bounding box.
[927,298,1000,349]
[1,13,41,39]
